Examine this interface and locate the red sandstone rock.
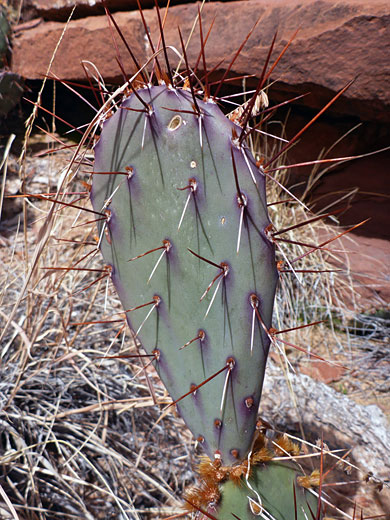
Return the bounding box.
[13,10,147,83]
[300,359,345,384]
[23,0,164,21]
[337,234,390,311]
[12,0,390,121]
[318,229,390,311]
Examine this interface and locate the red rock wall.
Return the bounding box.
[14,0,390,122]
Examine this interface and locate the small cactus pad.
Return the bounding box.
[216,461,322,519]
[91,84,278,465]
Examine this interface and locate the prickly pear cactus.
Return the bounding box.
[91,84,279,466]
[216,461,319,519]
[184,432,322,518]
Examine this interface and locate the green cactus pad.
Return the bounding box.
[216,461,322,519]
[91,84,278,465]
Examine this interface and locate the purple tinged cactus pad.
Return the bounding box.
[91,84,278,465]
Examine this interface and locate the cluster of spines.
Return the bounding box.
[183,431,321,514]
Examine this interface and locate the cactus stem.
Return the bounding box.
[179,329,205,350]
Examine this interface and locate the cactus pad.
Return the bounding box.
[216,461,321,519]
[91,84,278,465]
